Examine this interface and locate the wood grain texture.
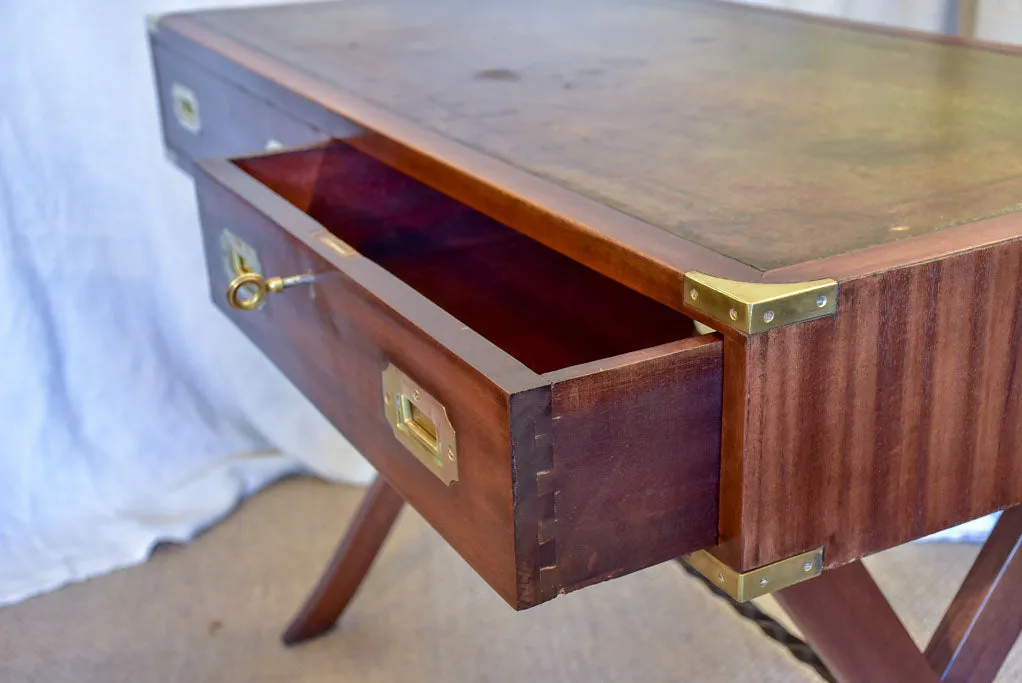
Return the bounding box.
[238,144,699,374]
[151,0,1022,604]
[926,505,1022,683]
[282,476,405,645]
[776,561,940,683]
[194,155,720,608]
[539,337,722,598]
[151,14,758,317]
[509,385,555,607]
[195,159,540,607]
[169,0,1022,270]
[764,211,1022,284]
[718,237,1022,571]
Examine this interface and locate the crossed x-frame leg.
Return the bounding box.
[283,476,1022,683]
[282,476,404,645]
[776,505,1022,683]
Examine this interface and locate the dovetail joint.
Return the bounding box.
[534,432,557,577]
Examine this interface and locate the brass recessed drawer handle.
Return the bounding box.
[382,364,458,486]
[226,271,314,311]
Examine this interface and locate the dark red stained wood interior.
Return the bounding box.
[236,143,698,374]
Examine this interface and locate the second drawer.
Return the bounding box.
[194,141,723,609]
[151,38,329,168]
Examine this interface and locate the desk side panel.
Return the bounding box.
[719,236,1022,570]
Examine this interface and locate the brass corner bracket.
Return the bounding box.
[683,272,838,334]
[683,547,824,602]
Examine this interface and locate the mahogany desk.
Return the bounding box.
[148,1,1022,680]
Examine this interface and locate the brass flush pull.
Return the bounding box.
[382,364,458,485]
[226,271,314,311]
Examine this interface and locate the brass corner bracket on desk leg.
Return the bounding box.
[682,547,824,602]
[683,272,838,334]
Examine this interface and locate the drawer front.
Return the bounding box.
[194,161,531,608]
[192,142,723,609]
[151,41,328,166]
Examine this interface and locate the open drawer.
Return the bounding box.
[194,141,723,609]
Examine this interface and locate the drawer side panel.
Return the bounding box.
[721,236,1022,571]
[541,337,723,596]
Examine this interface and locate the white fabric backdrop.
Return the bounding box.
[741,0,948,30]
[0,0,373,607]
[1,0,1011,608]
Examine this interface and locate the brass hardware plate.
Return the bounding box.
[683,546,824,602]
[171,82,201,135]
[382,364,457,486]
[314,230,357,258]
[219,229,314,311]
[684,272,838,334]
[220,229,262,280]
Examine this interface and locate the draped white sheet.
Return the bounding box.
[740,0,947,30]
[1,0,1010,607]
[0,0,372,607]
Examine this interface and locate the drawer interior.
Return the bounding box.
[236,143,700,374]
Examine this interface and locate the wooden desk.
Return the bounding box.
[149,1,1022,680]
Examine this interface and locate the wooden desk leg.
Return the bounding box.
[926,506,1022,683]
[766,506,1022,683]
[775,561,940,683]
[282,475,405,646]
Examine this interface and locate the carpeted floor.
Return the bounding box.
[1,476,1018,682]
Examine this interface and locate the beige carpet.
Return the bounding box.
[1,477,1018,683]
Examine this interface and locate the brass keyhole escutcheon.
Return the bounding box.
[220,229,313,312]
[232,252,254,276]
